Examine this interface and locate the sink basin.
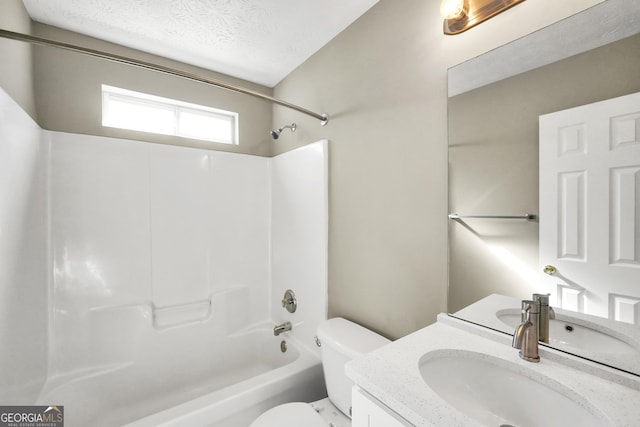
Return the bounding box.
[419,350,610,427]
[497,309,638,355]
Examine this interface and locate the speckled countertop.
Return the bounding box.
[346,314,640,427]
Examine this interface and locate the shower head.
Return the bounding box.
[270,123,297,140]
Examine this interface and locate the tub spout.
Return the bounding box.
[274,321,292,336]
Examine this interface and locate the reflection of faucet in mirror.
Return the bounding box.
[512,300,540,363]
[533,293,555,343]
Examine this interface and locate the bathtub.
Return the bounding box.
[37,322,326,427]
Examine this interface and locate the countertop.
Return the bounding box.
[346,314,640,426]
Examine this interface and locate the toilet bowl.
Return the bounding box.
[250,317,390,427]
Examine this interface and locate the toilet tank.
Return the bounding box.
[316,318,390,418]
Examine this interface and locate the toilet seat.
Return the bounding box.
[250,402,327,427]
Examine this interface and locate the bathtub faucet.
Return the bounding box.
[274,321,292,336]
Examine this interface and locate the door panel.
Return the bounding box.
[540,92,640,323]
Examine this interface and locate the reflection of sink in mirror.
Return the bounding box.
[419,350,611,427]
[451,294,640,375]
[497,309,639,355]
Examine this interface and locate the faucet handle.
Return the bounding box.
[281,289,297,313]
[520,300,539,319]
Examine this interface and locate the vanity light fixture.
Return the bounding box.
[441,0,526,35]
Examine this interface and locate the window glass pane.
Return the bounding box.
[101,85,239,145]
[104,97,175,135]
[178,110,234,143]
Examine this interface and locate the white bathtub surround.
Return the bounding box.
[0,88,47,404]
[271,142,329,357]
[346,315,640,426]
[0,86,328,425]
[47,132,273,379]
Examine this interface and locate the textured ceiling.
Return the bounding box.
[22,0,379,87]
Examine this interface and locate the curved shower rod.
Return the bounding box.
[0,29,329,125]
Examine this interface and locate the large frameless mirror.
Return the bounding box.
[447,0,640,376]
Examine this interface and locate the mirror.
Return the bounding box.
[447,0,640,376]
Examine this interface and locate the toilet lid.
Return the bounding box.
[250,402,326,427]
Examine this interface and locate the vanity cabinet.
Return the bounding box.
[352,386,413,427]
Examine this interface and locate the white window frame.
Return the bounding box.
[102,85,239,145]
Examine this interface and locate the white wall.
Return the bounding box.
[0,88,47,403]
[271,140,329,356]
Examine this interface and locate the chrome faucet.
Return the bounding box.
[273,321,292,336]
[512,300,540,363]
[533,293,555,343]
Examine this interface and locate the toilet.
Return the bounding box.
[250,317,390,427]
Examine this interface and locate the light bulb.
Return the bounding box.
[440,0,465,19]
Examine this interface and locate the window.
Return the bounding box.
[102,85,238,145]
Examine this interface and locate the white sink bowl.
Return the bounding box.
[497,309,638,355]
[419,350,611,427]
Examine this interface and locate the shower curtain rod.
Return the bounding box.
[0,29,329,125]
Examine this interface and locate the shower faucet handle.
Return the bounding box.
[281,289,297,313]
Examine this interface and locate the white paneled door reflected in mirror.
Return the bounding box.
[447,0,640,376]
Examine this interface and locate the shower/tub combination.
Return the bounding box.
[0,87,329,426]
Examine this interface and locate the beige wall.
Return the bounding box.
[0,0,35,118]
[273,0,605,339]
[448,33,640,313]
[31,24,274,156]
